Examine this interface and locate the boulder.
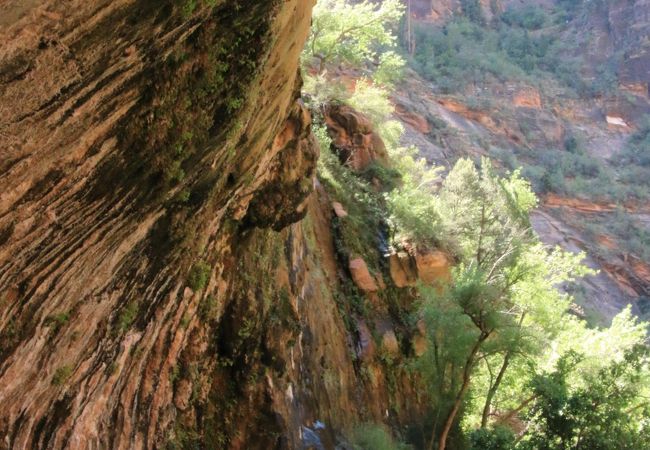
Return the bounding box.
[381,330,400,356]
[388,252,418,288]
[174,379,193,411]
[415,250,451,286]
[375,274,387,290]
[413,319,428,357]
[413,335,428,357]
[349,257,379,293]
[324,104,389,171]
[332,201,348,218]
[606,115,629,128]
[356,320,376,362]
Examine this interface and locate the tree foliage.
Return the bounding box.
[521,345,650,450]
[412,158,595,450]
[305,0,405,78]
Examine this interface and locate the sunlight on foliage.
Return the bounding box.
[305,0,405,74]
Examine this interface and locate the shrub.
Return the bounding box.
[187,261,211,291]
[412,19,533,91]
[461,0,486,25]
[410,14,588,96]
[468,427,515,450]
[385,146,444,246]
[117,301,139,333]
[52,365,73,386]
[349,424,411,450]
[617,116,650,167]
[303,0,405,77]
[501,5,548,30]
[347,79,394,125]
[44,312,70,333]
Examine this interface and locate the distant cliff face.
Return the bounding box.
[397,0,650,322]
[0,1,316,448]
[592,0,650,95]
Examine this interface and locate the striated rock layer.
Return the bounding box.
[0,1,429,449]
[0,0,317,448]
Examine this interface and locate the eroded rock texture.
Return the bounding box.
[0,2,428,449]
[0,0,317,448]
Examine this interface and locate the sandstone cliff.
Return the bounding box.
[0,1,314,448]
[0,2,439,448]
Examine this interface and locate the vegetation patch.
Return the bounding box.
[52,365,73,386]
[44,311,70,334]
[187,261,211,291]
[116,301,139,334]
[348,423,410,450]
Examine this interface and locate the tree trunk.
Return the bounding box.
[496,394,538,426]
[481,313,524,428]
[480,352,511,428]
[435,332,490,450]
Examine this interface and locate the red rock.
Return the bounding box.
[382,330,400,356]
[416,319,426,336]
[413,335,428,357]
[513,88,542,109]
[375,274,387,290]
[388,252,418,288]
[356,320,376,361]
[174,379,193,411]
[349,257,379,293]
[395,104,431,133]
[415,250,451,286]
[323,104,389,171]
[332,201,348,218]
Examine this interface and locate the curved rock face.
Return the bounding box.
[323,104,389,171]
[0,1,317,448]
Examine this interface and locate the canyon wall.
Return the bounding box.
[0,1,430,448]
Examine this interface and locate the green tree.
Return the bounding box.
[461,0,486,25]
[416,158,589,450]
[521,345,650,450]
[305,0,405,77]
[386,145,444,247]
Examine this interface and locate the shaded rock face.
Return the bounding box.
[605,0,650,89]
[410,0,460,21]
[409,0,506,22]
[0,0,322,448]
[1,2,430,449]
[244,98,319,231]
[573,0,650,93]
[323,104,389,171]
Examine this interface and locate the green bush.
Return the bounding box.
[412,19,527,92]
[617,116,650,167]
[117,301,139,333]
[501,5,548,30]
[555,0,584,21]
[469,427,515,450]
[187,261,211,291]
[44,312,70,333]
[461,0,486,25]
[410,10,590,96]
[52,365,73,386]
[349,424,411,450]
